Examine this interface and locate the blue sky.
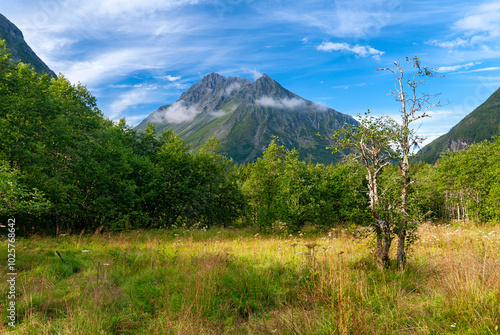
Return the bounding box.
[2,0,500,146]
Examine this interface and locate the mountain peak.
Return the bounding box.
[198,72,227,87]
[256,73,275,83]
[252,73,294,99]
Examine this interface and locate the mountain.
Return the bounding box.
[418,87,500,164]
[136,73,357,164]
[0,13,56,78]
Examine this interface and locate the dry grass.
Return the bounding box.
[1,223,499,334]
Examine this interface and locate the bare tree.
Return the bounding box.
[377,56,441,270]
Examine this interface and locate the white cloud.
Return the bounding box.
[165,82,190,90]
[430,2,500,49]
[436,62,480,73]
[454,2,500,36]
[224,82,242,95]
[153,100,201,123]
[210,110,228,118]
[109,89,149,120]
[465,67,500,73]
[332,83,367,89]
[163,75,182,81]
[316,42,384,59]
[268,0,398,39]
[56,48,163,87]
[427,37,469,48]
[243,68,263,80]
[76,0,201,18]
[256,96,306,109]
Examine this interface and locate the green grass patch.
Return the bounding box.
[1,223,499,334]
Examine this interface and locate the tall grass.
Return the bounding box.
[1,223,499,334]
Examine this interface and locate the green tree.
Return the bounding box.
[190,137,245,227]
[436,136,500,224]
[330,111,398,267]
[0,160,50,218]
[241,139,287,228]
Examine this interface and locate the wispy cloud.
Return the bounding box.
[109,88,149,120]
[316,42,384,59]
[454,1,500,37]
[242,68,263,80]
[464,66,500,73]
[436,62,480,73]
[225,82,242,95]
[56,48,163,87]
[427,37,470,48]
[267,0,399,39]
[256,96,306,109]
[332,83,367,89]
[429,1,500,48]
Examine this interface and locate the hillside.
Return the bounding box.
[0,13,56,77]
[418,87,500,164]
[136,73,357,164]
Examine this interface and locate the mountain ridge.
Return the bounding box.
[0,13,56,78]
[418,87,500,164]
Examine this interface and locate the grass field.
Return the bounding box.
[1,222,499,334]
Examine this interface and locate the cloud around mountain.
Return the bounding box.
[256,96,307,109]
[150,100,200,124]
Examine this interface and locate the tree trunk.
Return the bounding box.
[375,219,392,268]
[376,234,392,268]
[397,228,406,271]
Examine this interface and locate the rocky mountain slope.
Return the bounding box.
[136,73,358,164]
[418,87,500,164]
[0,13,56,78]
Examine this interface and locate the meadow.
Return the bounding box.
[1,222,500,334]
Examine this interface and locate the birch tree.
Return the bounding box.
[330,111,398,268]
[377,56,441,270]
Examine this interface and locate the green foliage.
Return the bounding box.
[241,139,367,231]
[435,136,500,223]
[0,160,50,217]
[145,133,245,228]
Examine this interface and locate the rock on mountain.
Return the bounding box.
[0,13,56,78]
[418,87,500,164]
[136,73,358,164]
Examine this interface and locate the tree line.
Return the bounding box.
[1,40,499,248]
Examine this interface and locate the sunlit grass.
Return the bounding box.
[1,222,499,334]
